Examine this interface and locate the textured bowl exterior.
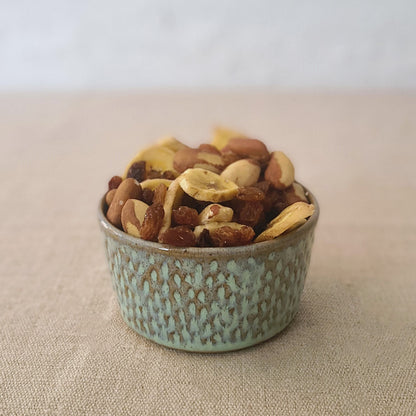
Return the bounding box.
[98,188,319,352]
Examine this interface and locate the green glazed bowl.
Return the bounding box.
[98,185,319,353]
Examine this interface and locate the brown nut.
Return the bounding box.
[211,126,246,150]
[264,151,295,190]
[198,204,234,224]
[285,182,308,205]
[220,159,261,187]
[121,199,149,237]
[105,189,117,206]
[173,148,225,174]
[222,138,270,164]
[106,178,142,228]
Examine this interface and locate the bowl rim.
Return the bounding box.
[98,182,319,256]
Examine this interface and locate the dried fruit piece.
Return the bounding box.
[158,178,185,238]
[211,126,246,150]
[159,226,197,247]
[126,161,147,182]
[123,145,176,179]
[146,169,177,180]
[142,188,154,205]
[156,136,189,152]
[162,170,177,180]
[140,178,173,191]
[255,202,315,242]
[254,180,271,194]
[196,228,212,247]
[172,206,199,227]
[140,203,165,241]
[194,222,255,247]
[234,200,264,228]
[210,225,255,247]
[198,204,233,224]
[236,187,265,201]
[179,168,239,202]
[108,175,122,191]
[173,148,225,174]
[153,183,168,205]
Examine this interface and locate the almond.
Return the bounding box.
[106,178,142,228]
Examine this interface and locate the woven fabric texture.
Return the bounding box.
[0,93,415,416]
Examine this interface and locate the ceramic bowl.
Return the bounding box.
[98,185,319,352]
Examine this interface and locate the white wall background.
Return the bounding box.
[1,0,415,90]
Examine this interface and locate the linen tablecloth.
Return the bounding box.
[1,92,415,415]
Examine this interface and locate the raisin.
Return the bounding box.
[127,161,146,182]
[196,229,213,247]
[159,226,196,247]
[108,175,122,191]
[234,200,264,228]
[209,225,255,247]
[142,188,154,205]
[172,206,199,227]
[236,186,265,201]
[254,180,271,195]
[140,203,164,241]
[284,185,305,205]
[162,170,176,180]
[153,183,167,205]
[181,194,210,213]
[147,169,163,179]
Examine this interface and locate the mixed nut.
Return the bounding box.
[104,127,315,247]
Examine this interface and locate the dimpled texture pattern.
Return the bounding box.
[102,227,315,352]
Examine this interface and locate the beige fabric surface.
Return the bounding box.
[0,92,415,416]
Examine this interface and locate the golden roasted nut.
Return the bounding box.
[179,168,239,202]
[198,204,234,224]
[255,202,314,242]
